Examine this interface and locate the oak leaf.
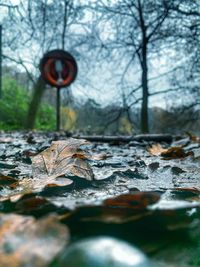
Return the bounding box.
[32,138,94,181]
[66,192,161,224]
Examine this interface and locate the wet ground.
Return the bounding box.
[0,131,200,267]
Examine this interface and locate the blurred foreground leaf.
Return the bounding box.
[64,191,200,232]
[0,213,69,267]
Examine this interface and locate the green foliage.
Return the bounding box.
[35,104,56,130]
[0,77,55,130]
[0,77,29,130]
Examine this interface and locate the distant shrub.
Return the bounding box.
[0,77,29,130]
[0,77,55,130]
[35,104,56,130]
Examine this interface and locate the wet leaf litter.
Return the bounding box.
[0,131,199,267]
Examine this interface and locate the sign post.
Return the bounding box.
[56,87,61,131]
[39,49,78,131]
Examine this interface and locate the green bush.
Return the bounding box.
[0,77,55,130]
[35,104,56,130]
[0,77,28,130]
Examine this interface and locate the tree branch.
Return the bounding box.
[3,54,35,84]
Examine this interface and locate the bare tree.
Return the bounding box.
[165,0,200,120]
[85,0,188,133]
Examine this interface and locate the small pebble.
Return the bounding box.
[57,236,153,267]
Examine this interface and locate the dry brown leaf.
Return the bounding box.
[14,195,57,214]
[32,138,94,181]
[0,138,102,200]
[104,192,161,209]
[147,144,167,156]
[66,192,161,224]
[0,213,69,267]
[0,174,73,202]
[18,176,73,194]
[64,192,198,230]
[148,144,193,159]
[0,174,19,191]
[161,147,193,159]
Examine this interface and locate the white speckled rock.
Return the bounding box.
[57,236,153,267]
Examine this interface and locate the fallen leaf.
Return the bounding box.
[14,195,65,216]
[19,176,73,193]
[161,147,193,159]
[148,144,193,159]
[0,176,73,203]
[64,192,199,232]
[65,192,161,224]
[0,213,69,267]
[32,138,94,180]
[104,192,161,209]
[173,187,200,194]
[0,174,18,188]
[65,158,94,180]
[148,144,167,156]
[0,139,94,197]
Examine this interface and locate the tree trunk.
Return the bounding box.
[137,0,149,133]
[141,42,149,133]
[25,76,46,129]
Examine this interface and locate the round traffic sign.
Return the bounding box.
[40,49,78,88]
